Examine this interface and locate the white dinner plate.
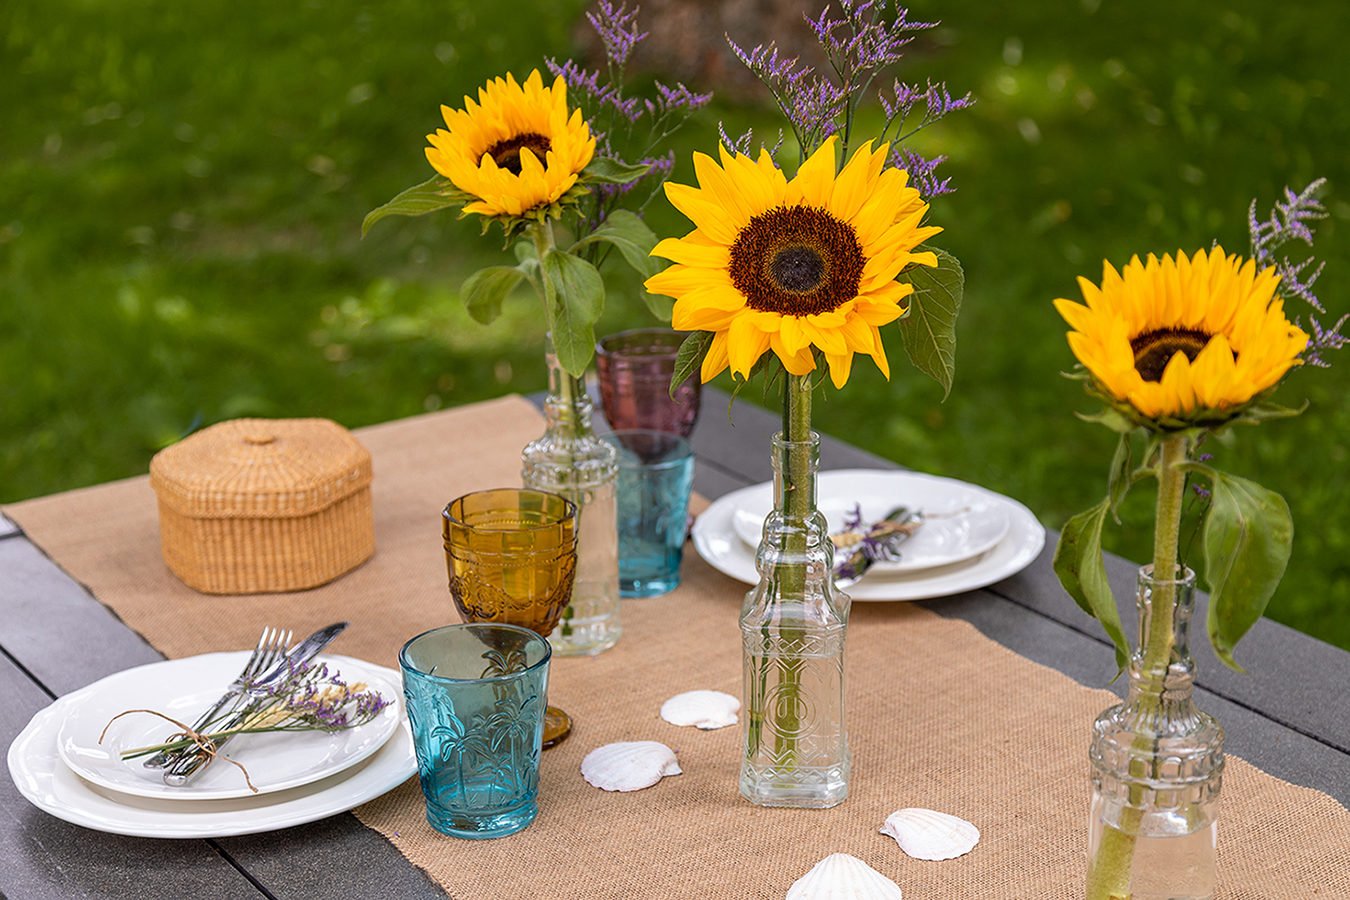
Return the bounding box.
[56,653,402,800]
[9,659,416,838]
[729,473,1009,572]
[692,470,1046,601]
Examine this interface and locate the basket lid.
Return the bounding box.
[150,418,374,519]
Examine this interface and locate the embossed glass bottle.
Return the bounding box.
[521,333,621,656]
[1087,565,1224,900]
[739,426,851,808]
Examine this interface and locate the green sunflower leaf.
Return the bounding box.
[542,250,605,377]
[1053,498,1130,673]
[1188,466,1293,671]
[571,210,660,279]
[460,266,526,326]
[581,156,653,185]
[1074,405,1137,435]
[897,247,963,398]
[361,176,471,236]
[1106,432,1133,518]
[672,331,715,398]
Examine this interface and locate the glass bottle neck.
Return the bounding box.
[771,432,819,523]
[1127,564,1198,708]
[541,332,595,441]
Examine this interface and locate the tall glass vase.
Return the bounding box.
[1087,564,1224,900]
[739,375,850,808]
[521,333,621,656]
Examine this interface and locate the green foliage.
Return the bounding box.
[1183,465,1295,670]
[1053,498,1131,673]
[897,247,964,398]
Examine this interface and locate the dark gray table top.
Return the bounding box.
[2,388,1346,899]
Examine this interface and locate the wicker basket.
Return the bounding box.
[150,418,375,594]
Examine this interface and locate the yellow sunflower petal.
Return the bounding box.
[785,137,839,208]
[825,351,854,389]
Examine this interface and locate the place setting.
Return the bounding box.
[7,623,414,838]
[692,469,1047,601]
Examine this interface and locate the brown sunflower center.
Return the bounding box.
[484,133,551,175]
[728,206,866,317]
[1131,328,1212,382]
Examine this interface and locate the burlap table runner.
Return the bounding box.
[6,394,1347,898]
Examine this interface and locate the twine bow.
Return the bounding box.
[100,709,258,792]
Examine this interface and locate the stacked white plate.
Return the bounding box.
[692,469,1046,601]
[7,652,414,837]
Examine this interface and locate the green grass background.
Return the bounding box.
[3,0,1347,653]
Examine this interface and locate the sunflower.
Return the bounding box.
[425,69,595,219]
[1054,246,1308,423]
[644,137,941,388]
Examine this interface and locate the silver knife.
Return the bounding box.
[162,621,349,786]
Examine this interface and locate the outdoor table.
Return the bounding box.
[3,389,1347,900]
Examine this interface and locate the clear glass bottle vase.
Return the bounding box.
[739,432,850,808]
[520,333,621,656]
[1087,565,1224,900]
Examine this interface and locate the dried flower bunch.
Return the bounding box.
[106,659,390,791]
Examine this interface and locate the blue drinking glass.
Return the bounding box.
[603,430,696,598]
[399,623,551,839]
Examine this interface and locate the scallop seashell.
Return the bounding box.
[785,853,903,900]
[879,808,980,861]
[660,690,741,730]
[581,741,682,792]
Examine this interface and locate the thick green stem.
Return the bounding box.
[770,374,813,758]
[1086,434,1189,900]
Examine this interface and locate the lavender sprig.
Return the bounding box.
[1248,178,1346,367]
[725,0,971,195]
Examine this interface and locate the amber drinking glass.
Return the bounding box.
[443,488,578,748]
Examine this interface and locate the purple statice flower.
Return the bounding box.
[586,0,646,70]
[1249,178,1346,367]
[727,38,846,154]
[729,0,970,185]
[648,80,713,118]
[890,146,954,198]
[717,122,786,159]
[546,2,710,240]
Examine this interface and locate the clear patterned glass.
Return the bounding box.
[739,433,851,808]
[400,623,551,839]
[521,332,621,656]
[1087,565,1224,900]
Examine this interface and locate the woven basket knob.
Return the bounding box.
[243,432,276,446]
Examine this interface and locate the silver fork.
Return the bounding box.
[143,626,293,768]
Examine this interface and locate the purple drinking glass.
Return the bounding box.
[595,328,702,438]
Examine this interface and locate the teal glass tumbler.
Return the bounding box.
[399,623,551,839]
[602,430,696,598]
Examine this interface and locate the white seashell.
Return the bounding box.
[660,690,741,730]
[580,741,682,792]
[879,808,980,861]
[785,853,903,900]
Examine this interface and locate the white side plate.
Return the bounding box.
[56,653,402,800]
[693,470,1046,601]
